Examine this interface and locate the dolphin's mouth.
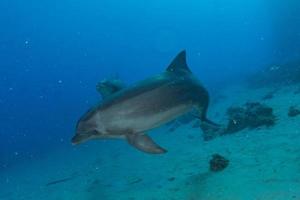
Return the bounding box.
[71,134,89,145]
[72,130,99,145]
[71,135,81,145]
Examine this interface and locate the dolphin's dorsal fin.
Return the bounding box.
[166,50,192,74]
[96,79,125,99]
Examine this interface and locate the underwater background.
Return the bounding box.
[1,0,300,199]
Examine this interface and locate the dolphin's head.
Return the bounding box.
[72,108,103,145]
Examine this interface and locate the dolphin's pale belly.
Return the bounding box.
[102,103,192,134]
[113,103,191,133]
[98,82,196,134]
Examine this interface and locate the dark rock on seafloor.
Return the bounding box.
[196,102,276,141]
[209,154,229,172]
[288,106,300,117]
[224,102,276,135]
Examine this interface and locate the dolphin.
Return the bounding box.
[72,50,218,154]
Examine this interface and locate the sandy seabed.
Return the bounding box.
[1,84,300,200]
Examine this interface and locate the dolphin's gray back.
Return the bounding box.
[99,74,170,111]
[101,73,206,109]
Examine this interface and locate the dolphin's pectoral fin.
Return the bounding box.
[126,133,167,154]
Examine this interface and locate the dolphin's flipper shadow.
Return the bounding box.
[126,133,167,154]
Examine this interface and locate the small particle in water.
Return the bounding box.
[8,87,13,91]
[270,65,280,71]
[58,80,63,84]
[14,152,19,156]
[25,40,29,45]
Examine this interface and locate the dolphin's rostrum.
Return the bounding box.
[72,50,218,154]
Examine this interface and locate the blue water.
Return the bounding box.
[1,1,300,199]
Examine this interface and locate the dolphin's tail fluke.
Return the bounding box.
[200,118,225,141]
[191,112,225,140]
[202,117,221,127]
